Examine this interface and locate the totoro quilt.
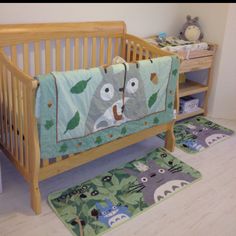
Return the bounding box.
[35,56,180,159]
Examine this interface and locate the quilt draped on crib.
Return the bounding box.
[35,56,180,159]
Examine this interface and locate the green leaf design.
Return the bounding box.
[70,77,91,94]
[44,120,54,130]
[64,111,80,134]
[60,205,77,222]
[59,143,68,153]
[172,68,178,76]
[121,126,127,135]
[111,175,119,186]
[168,102,173,109]
[91,178,104,187]
[95,136,102,144]
[96,187,110,195]
[83,224,96,236]
[148,90,159,108]
[153,117,159,124]
[120,176,135,188]
[120,192,143,205]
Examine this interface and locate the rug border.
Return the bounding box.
[47,147,202,236]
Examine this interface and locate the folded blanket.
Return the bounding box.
[35,55,180,159]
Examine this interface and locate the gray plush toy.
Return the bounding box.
[179,15,204,42]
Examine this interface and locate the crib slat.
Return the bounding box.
[45,40,51,73]
[2,66,8,148]
[10,46,19,159]
[6,69,13,154]
[145,49,149,59]
[23,44,29,74]
[0,64,3,144]
[42,159,49,167]
[17,80,24,166]
[56,157,62,162]
[83,37,88,69]
[126,41,131,62]
[12,75,18,160]
[34,42,41,75]
[5,68,11,151]
[132,43,137,62]
[107,37,112,64]
[56,39,61,71]
[92,37,96,67]
[138,45,143,60]
[74,38,79,69]
[114,38,119,57]
[0,64,6,145]
[99,38,104,65]
[65,38,70,71]
[23,85,29,171]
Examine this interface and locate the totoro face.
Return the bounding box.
[85,63,148,133]
[185,25,201,41]
[137,161,170,189]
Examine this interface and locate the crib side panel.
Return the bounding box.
[0,50,34,181]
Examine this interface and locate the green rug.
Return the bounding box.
[159,116,234,154]
[48,148,201,236]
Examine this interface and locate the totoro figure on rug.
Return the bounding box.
[95,198,131,228]
[182,122,233,151]
[124,160,196,205]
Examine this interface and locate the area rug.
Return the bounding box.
[159,116,234,154]
[48,147,201,236]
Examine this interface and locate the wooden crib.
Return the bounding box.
[0,21,176,214]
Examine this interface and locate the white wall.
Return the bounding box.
[0,3,183,37]
[209,4,236,119]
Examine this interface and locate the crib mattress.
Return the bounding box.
[35,56,180,159]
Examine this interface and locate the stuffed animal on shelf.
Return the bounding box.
[179,15,204,42]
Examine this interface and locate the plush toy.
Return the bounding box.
[179,15,204,42]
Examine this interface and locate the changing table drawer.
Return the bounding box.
[179,56,213,73]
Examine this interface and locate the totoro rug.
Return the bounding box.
[158,116,234,154]
[48,147,201,236]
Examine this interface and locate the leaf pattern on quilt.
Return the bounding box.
[153,117,159,124]
[172,68,178,76]
[121,127,127,135]
[64,111,80,134]
[59,143,68,153]
[168,102,173,109]
[44,120,54,130]
[70,77,91,94]
[148,90,159,108]
[95,136,102,144]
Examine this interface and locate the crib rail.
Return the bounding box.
[124,34,174,62]
[0,50,38,182]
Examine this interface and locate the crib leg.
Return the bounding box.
[165,120,175,152]
[30,180,41,215]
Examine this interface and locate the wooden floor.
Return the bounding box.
[0,117,236,236]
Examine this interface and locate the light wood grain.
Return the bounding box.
[74,38,79,69]
[179,80,208,97]
[176,108,204,121]
[83,37,88,69]
[65,38,70,71]
[99,37,105,65]
[55,39,61,71]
